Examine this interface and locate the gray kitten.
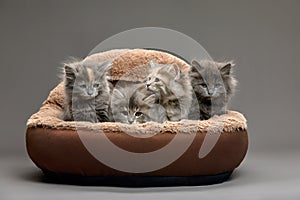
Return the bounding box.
[62,58,111,123]
[111,82,166,124]
[129,86,167,124]
[146,61,193,121]
[189,60,237,120]
[110,82,142,123]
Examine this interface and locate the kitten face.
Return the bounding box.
[190,60,231,99]
[128,88,158,124]
[64,60,111,100]
[111,83,139,123]
[146,61,181,95]
[127,105,150,124]
[73,72,101,99]
[112,83,163,124]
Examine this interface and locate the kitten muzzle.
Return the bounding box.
[87,90,94,96]
[207,88,215,96]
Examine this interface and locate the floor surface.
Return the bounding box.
[0,150,299,200]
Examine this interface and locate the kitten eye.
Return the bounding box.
[80,84,87,88]
[121,111,128,115]
[93,83,100,88]
[135,112,143,117]
[155,78,160,82]
[148,77,151,81]
[200,83,207,88]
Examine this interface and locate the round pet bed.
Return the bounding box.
[26,49,248,187]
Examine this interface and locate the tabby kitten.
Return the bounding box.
[189,60,237,120]
[62,59,111,123]
[110,82,142,123]
[128,86,167,124]
[111,83,167,124]
[146,61,193,121]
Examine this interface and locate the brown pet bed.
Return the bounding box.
[26,49,248,187]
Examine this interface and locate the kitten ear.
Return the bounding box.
[99,60,112,72]
[219,62,234,76]
[64,64,78,80]
[113,88,125,99]
[149,60,157,68]
[143,94,157,106]
[167,63,181,80]
[191,60,204,72]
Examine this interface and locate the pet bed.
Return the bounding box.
[26,49,248,187]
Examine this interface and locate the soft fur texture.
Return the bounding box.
[110,81,143,123]
[85,49,191,82]
[129,85,167,124]
[111,81,167,124]
[26,86,246,136]
[27,82,247,134]
[62,59,111,122]
[27,49,246,133]
[146,61,193,121]
[189,60,237,120]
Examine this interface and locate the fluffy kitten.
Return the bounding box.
[146,61,193,121]
[110,82,142,123]
[111,83,166,124]
[62,59,111,123]
[128,86,167,124]
[189,60,237,120]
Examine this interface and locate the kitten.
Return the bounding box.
[189,60,237,120]
[146,61,193,121]
[62,58,111,123]
[110,82,142,123]
[128,86,167,124]
[111,83,167,124]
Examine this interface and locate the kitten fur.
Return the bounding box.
[62,58,111,123]
[129,85,167,124]
[110,82,142,123]
[146,61,193,121]
[189,60,237,120]
[111,82,167,124]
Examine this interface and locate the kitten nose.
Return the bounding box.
[87,89,93,96]
[208,89,214,95]
[128,116,134,124]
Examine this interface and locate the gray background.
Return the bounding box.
[0,0,299,199]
